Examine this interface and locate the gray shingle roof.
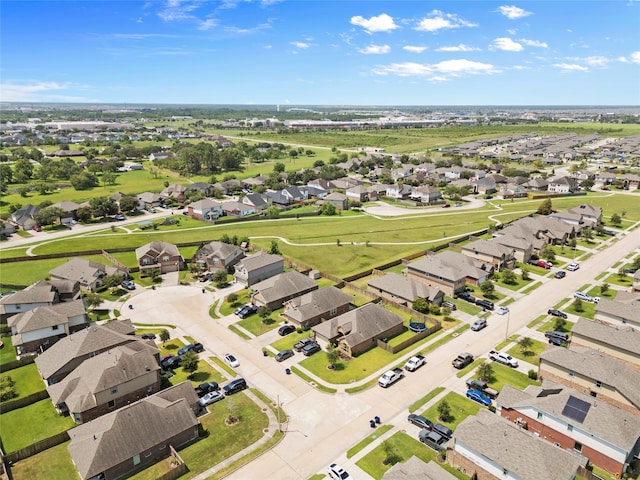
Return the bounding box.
[454,410,584,480]
[8,299,86,333]
[383,457,458,480]
[499,382,640,450]
[596,296,640,324]
[368,273,442,302]
[236,252,283,273]
[283,286,353,323]
[572,317,640,357]
[252,271,318,305]
[0,283,57,306]
[50,258,127,286]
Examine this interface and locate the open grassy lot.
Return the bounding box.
[0,363,45,401]
[10,440,79,480]
[507,338,548,366]
[1,398,75,452]
[421,392,482,431]
[356,431,467,480]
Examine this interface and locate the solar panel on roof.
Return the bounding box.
[561,395,591,423]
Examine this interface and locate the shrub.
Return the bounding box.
[528,369,538,380]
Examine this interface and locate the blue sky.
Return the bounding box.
[1,1,639,105]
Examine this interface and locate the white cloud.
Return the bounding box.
[291,41,310,49]
[521,38,548,48]
[492,37,523,52]
[198,18,217,30]
[0,81,96,102]
[497,5,533,19]
[584,56,609,67]
[157,0,200,22]
[372,58,496,80]
[436,44,480,52]
[403,45,427,53]
[359,44,391,55]
[415,10,477,32]
[350,13,398,33]
[630,51,640,63]
[554,63,589,73]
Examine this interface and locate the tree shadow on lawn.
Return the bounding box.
[190,371,214,382]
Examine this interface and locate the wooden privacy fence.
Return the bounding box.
[3,431,70,464]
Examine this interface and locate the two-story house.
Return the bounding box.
[570,317,640,368]
[460,238,516,270]
[135,241,183,276]
[282,286,353,330]
[193,241,244,273]
[251,271,319,310]
[50,258,129,291]
[367,273,444,308]
[234,252,284,287]
[187,199,223,221]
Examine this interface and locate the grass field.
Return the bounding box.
[10,441,79,480]
[0,363,45,402]
[507,337,548,366]
[421,391,482,431]
[475,362,541,391]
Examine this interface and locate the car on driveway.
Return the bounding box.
[199,390,224,407]
[238,305,257,319]
[554,271,566,279]
[140,333,156,340]
[178,343,204,356]
[302,343,321,356]
[328,463,353,480]
[471,319,487,331]
[466,389,492,406]
[275,349,294,362]
[121,280,136,290]
[408,414,434,430]
[547,309,568,319]
[278,324,296,336]
[574,292,599,303]
[195,382,219,397]
[496,307,509,315]
[161,356,182,370]
[114,213,125,221]
[433,423,453,439]
[223,353,240,368]
[567,262,580,271]
[441,301,457,311]
[294,338,315,352]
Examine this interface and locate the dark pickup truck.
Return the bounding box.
[466,379,499,399]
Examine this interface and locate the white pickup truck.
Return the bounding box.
[404,355,426,372]
[488,350,519,368]
[378,368,405,387]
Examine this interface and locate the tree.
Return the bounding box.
[103,273,124,289]
[257,306,272,324]
[159,329,170,346]
[76,206,93,223]
[573,298,584,312]
[581,229,594,242]
[35,206,64,226]
[600,283,609,296]
[265,205,280,219]
[479,280,494,296]
[553,317,567,331]
[212,269,228,287]
[521,267,530,281]
[181,350,199,379]
[537,198,553,215]
[269,240,280,254]
[0,376,17,402]
[326,343,339,368]
[610,213,622,226]
[319,202,337,216]
[541,246,555,261]
[477,361,494,381]
[119,196,139,213]
[227,292,239,306]
[518,337,534,355]
[412,297,430,314]
[89,196,118,218]
[617,267,627,279]
[84,292,103,309]
[501,269,516,285]
[437,400,452,422]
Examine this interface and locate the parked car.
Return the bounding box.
[604,229,616,236]
[408,414,433,430]
[567,262,580,271]
[302,343,321,357]
[466,389,492,406]
[471,319,488,331]
[549,336,568,346]
[441,204,451,208]
[140,333,156,340]
[275,349,294,362]
[328,463,353,480]
[441,301,457,311]
[418,429,447,451]
[278,324,296,337]
[178,343,204,356]
[198,390,224,407]
[222,378,247,395]
[223,353,240,368]
[496,307,509,315]
[545,331,569,342]
[195,382,219,397]
[554,271,566,279]
[32,225,42,232]
[238,305,257,319]
[452,352,474,369]
[475,299,494,310]
[433,423,453,439]
[294,337,315,352]
[454,203,463,207]
[121,280,136,290]
[547,309,568,319]
[536,259,552,269]
[574,292,594,302]
[114,213,125,221]
[161,356,182,370]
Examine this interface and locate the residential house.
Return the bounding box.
[137,192,163,209]
[538,346,640,415]
[234,252,284,287]
[460,239,516,270]
[251,271,319,310]
[346,185,370,203]
[323,192,349,210]
[406,251,489,297]
[135,241,183,276]
[496,183,528,199]
[448,410,585,480]
[67,382,199,480]
[622,173,640,190]
[221,200,256,217]
[282,286,353,330]
[302,185,327,199]
[570,317,640,368]
[148,151,175,161]
[409,186,443,204]
[186,182,213,197]
[312,303,404,358]
[265,191,290,207]
[51,201,82,225]
[282,186,307,202]
[386,184,412,199]
[187,199,223,221]
[50,257,129,291]
[193,241,244,273]
[160,184,187,204]
[594,292,640,329]
[48,344,161,424]
[9,300,88,356]
[491,233,533,263]
[522,177,549,191]
[9,203,40,230]
[367,273,444,308]
[0,222,16,237]
[214,179,243,195]
[498,382,640,477]
[35,322,147,385]
[547,176,579,193]
[242,193,272,211]
[571,169,596,182]
[0,281,64,321]
[471,177,497,195]
[382,457,458,480]
[594,171,617,188]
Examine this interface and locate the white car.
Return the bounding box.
[224,353,240,368]
[496,307,509,315]
[567,262,580,271]
[198,390,224,407]
[574,292,599,302]
[328,463,353,480]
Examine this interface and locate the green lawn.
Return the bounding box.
[476,363,541,391]
[346,424,394,458]
[165,361,227,386]
[0,336,16,365]
[1,363,46,402]
[506,338,548,366]
[356,431,467,480]
[536,319,575,334]
[158,338,186,357]
[237,312,280,336]
[300,345,395,384]
[0,398,75,452]
[408,387,445,413]
[421,392,481,430]
[564,300,596,319]
[603,273,634,287]
[10,440,79,480]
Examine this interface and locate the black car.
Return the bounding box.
[195,382,219,397]
[238,305,257,319]
[302,343,321,356]
[548,336,568,346]
[475,299,494,310]
[408,414,434,430]
[433,423,453,439]
[275,349,295,362]
[140,333,156,340]
[554,271,566,279]
[547,309,568,319]
[223,378,247,395]
[161,356,182,370]
[278,324,296,336]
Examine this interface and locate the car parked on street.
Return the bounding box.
[496,307,509,315]
[223,353,240,368]
[328,463,353,480]
[198,390,224,407]
[574,292,599,303]
[408,414,434,430]
[567,262,580,271]
[466,389,492,406]
[554,271,566,279]
[275,349,294,362]
[547,309,568,319]
[278,324,296,336]
[471,319,488,331]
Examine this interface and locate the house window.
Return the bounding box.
[595,380,602,388]
[568,370,574,377]
[574,442,583,452]
[329,308,337,316]
[590,391,597,398]
[162,255,170,262]
[133,454,140,466]
[567,424,573,432]
[537,412,543,420]
[108,400,115,409]
[52,325,59,330]
[111,386,118,394]
[143,258,151,265]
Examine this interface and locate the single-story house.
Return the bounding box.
[251,271,319,310]
[9,203,40,230]
[322,192,349,210]
[367,273,444,308]
[282,286,353,330]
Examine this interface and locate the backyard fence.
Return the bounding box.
[0,390,49,414]
[3,431,70,464]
